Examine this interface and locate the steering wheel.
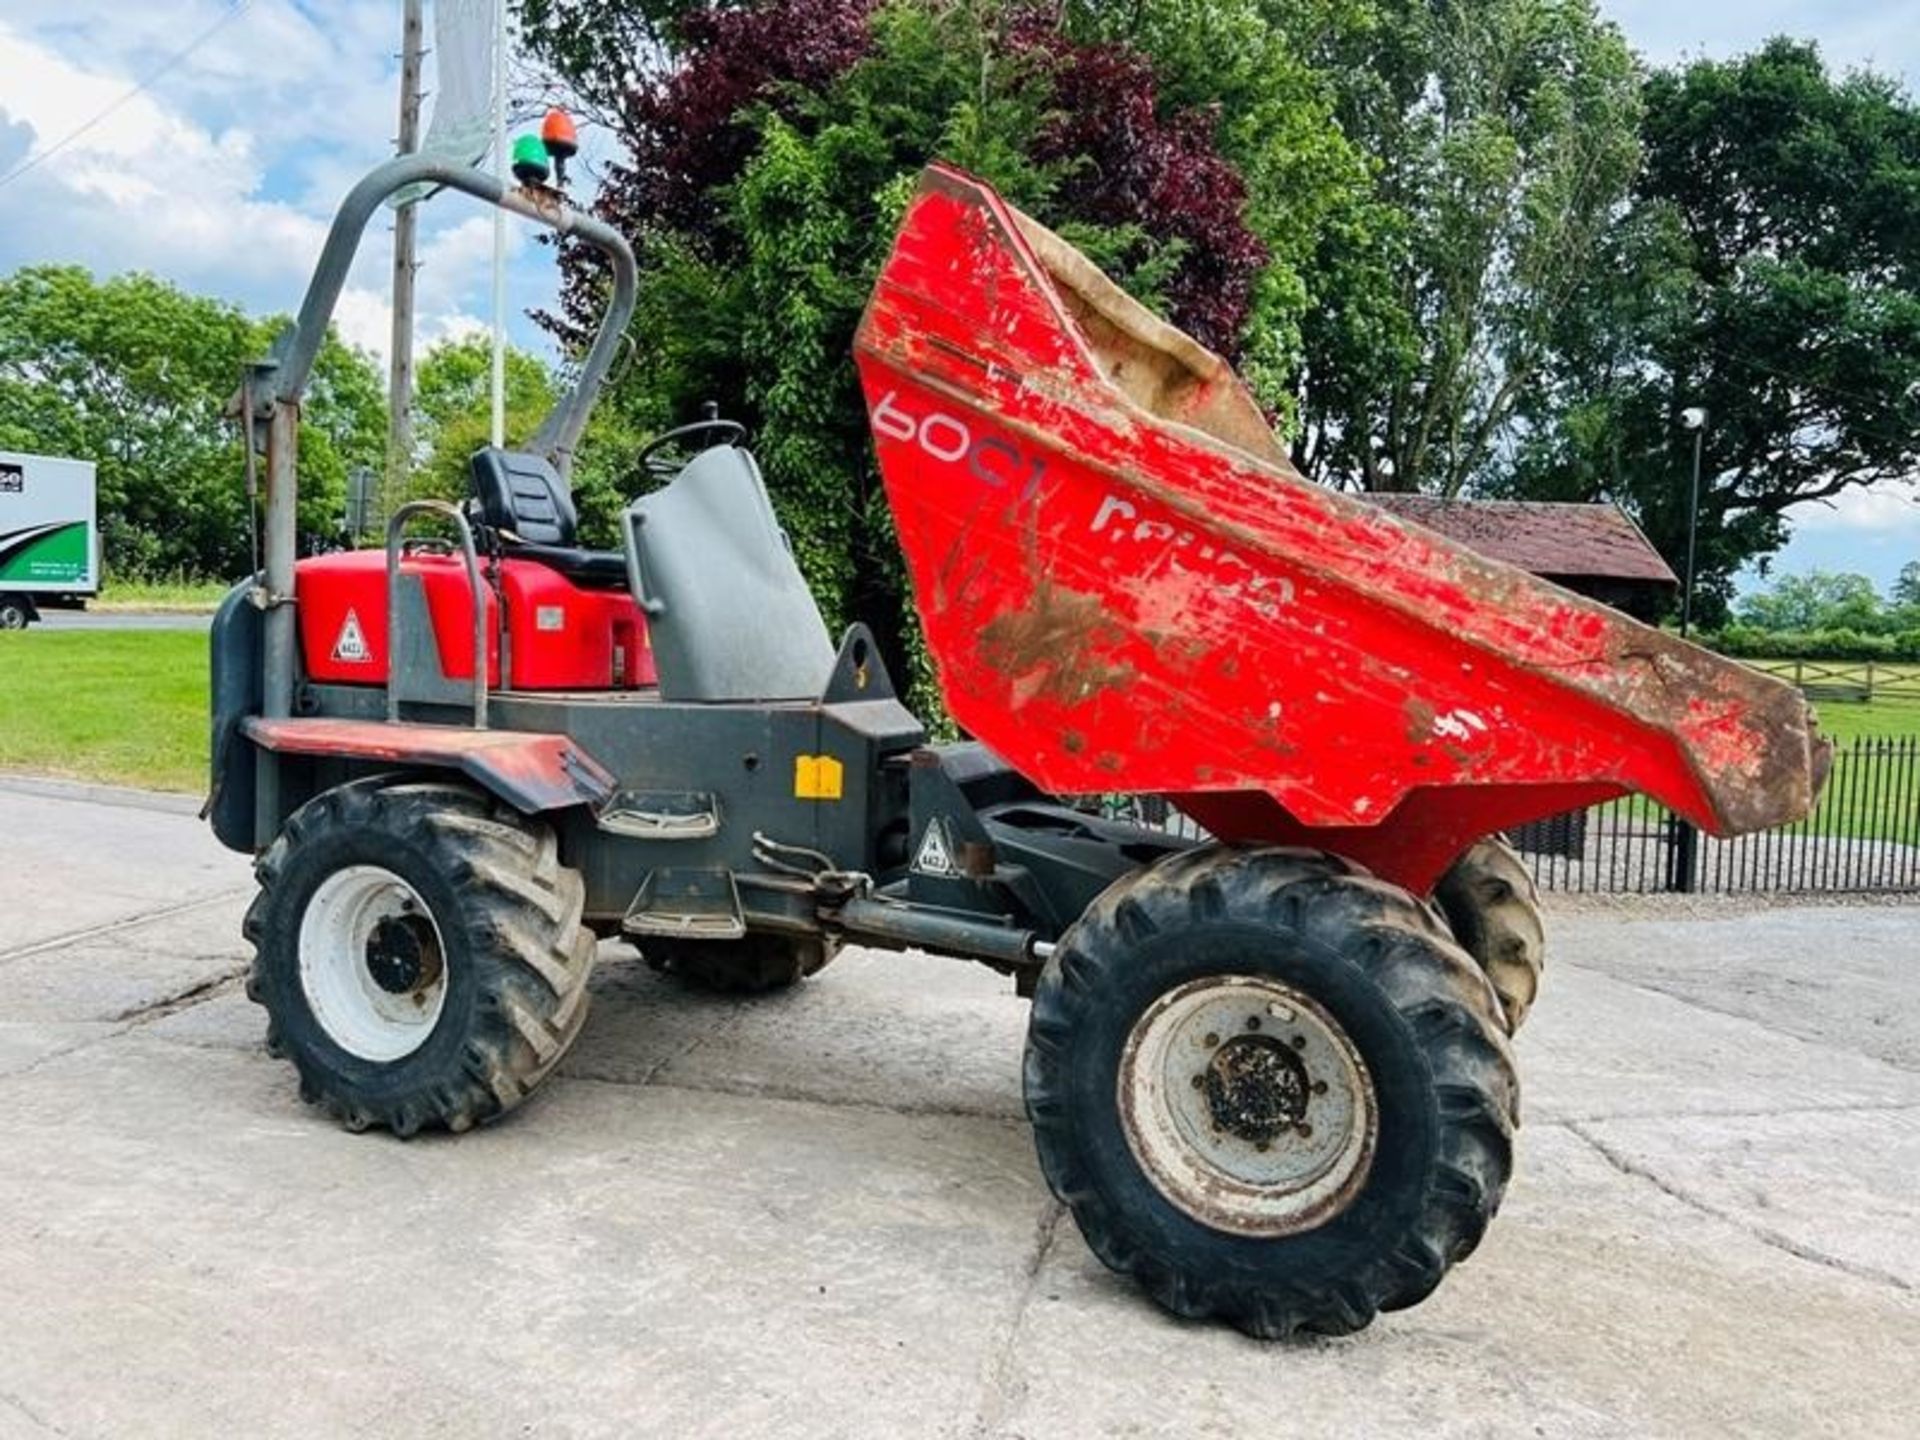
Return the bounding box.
[637,417,747,482]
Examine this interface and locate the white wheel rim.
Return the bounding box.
[298,864,448,1062]
[1117,975,1377,1237]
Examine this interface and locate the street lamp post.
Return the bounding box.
[1680,406,1707,639]
[1667,405,1709,894]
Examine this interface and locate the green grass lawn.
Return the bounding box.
[1803,695,1920,742]
[1799,697,1920,844]
[1537,683,1920,844]
[1,630,1916,832]
[0,630,207,792]
[95,578,233,612]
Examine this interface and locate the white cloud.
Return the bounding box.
[1745,481,1920,594]
[1601,1,1919,90]
[1787,481,1920,534]
[325,214,535,369]
[334,281,492,368]
[0,13,360,302]
[331,284,395,361]
[6,1,398,168]
[0,4,565,370]
[417,214,527,318]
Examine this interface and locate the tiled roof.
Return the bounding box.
[1364,495,1680,585]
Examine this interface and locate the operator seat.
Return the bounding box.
[627,445,836,702]
[467,448,628,588]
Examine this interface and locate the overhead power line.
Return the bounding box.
[0,0,254,192]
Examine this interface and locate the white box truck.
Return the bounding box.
[0,450,100,628]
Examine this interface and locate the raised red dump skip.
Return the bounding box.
[854,165,1829,892]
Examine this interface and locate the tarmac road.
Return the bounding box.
[31,609,211,632]
[1,776,1916,1438]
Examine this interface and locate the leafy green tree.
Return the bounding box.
[1884,559,1920,632]
[1736,571,1886,634]
[1506,40,1920,619]
[1063,1,1375,427]
[1293,0,1644,494]
[406,334,558,507]
[527,0,1333,691]
[0,265,384,580]
[513,0,703,126]
[415,334,557,438]
[404,333,645,551]
[566,405,651,550]
[1894,560,1920,609]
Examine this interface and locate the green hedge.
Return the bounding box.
[1702,626,1920,663]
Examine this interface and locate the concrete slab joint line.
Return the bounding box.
[1552,1098,1920,1125]
[965,1199,1066,1438]
[0,971,247,1087]
[0,889,252,968]
[1560,956,1920,1076]
[1,1386,78,1440]
[1563,1118,1915,1295]
[110,969,247,1026]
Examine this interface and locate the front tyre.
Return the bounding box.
[245,779,596,1135]
[1024,846,1518,1339]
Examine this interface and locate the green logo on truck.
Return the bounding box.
[0,521,90,585]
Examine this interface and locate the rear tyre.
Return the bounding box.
[244,778,596,1135]
[1433,838,1545,1033]
[639,934,836,994]
[0,597,32,630]
[1025,846,1518,1340]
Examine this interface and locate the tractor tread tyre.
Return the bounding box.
[1434,837,1546,1033]
[640,935,835,995]
[1024,846,1518,1341]
[244,778,595,1136]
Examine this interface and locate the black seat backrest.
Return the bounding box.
[469,448,578,548]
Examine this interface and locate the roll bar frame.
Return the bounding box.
[244,154,637,474]
[243,156,637,847]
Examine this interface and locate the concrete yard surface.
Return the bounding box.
[1,779,1917,1438]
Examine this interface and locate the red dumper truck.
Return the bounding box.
[207,158,1827,1338]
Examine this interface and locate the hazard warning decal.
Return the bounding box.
[913,820,959,877]
[331,609,373,664]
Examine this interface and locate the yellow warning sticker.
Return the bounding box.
[793,754,844,800]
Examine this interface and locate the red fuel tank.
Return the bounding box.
[297,550,656,691]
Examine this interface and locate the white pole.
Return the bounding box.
[386,0,423,529]
[489,0,507,448]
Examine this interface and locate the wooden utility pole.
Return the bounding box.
[384,0,425,529]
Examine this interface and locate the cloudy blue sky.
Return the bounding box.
[0,1,1915,590]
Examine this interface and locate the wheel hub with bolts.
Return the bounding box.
[298,865,449,1062]
[365,914,441,995]
[1118,975,1377,1238]
[1201,1031,1313,1146]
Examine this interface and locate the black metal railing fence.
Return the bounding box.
[1096,735,1920,896]
[1513,735,1920,895]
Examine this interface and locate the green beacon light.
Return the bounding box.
[510,133,550,186]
